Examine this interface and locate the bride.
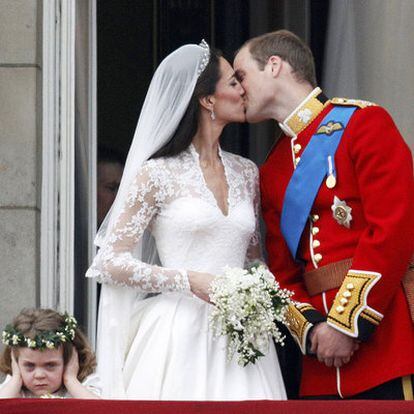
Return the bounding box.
[86,40,286,400]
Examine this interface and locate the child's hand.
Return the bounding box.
[63,348,80,384]
[11,350,22,384]
[0,350,23,398]
[62,347,100,399]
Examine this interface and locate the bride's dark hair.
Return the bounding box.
[150,49,222,159]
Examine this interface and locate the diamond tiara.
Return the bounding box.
[197,39,211,76]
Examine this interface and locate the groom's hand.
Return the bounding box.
[310,322,359,368]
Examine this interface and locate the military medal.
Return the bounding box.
[326,174,336,189]
[331,196,352,228]
[326,155,336,189]
[316,121,344,136]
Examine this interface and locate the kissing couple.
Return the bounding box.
[86,30,414,400]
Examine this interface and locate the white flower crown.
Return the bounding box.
[2,314,78,350]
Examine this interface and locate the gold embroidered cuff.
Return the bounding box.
[327,269,383,340]
[285,302,325,354]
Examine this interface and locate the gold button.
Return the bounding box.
[312,239,320,248]
[312,227,319,235]
[295,157,301,165]
[336,306,345,314]
[343,291,352,298]
[314,253,322,263]
[312,214,320,222]
[340,298,348,305]
[293,143,302,154]
[346,283,355,290]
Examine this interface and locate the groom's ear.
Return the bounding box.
[199,95,215,111]
[267,55,283,78]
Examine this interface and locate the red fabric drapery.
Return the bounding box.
[0,399,413,414]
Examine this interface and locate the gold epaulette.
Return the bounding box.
[327,269,383,339]
[331,97,377,109]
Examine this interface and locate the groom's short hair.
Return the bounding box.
[244,30,317,87]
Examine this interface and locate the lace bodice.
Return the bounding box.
[86,144,262,293]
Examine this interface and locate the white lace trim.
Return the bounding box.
[86,146,261,293]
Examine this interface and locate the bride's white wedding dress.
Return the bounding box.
[87,144,286,400]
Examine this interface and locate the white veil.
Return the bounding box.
[93,41,210,398]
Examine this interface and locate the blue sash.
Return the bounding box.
[280,105,357,260]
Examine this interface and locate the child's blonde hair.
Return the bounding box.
[0,308,96,382]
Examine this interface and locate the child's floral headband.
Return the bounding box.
[1,314,77,350]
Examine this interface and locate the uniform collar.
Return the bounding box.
[279,87,330,137]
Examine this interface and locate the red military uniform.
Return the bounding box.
[260,87,414,397]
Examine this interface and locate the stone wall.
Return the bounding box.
[0,0,41,343]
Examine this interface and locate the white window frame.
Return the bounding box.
[41,0,97,341]
[41,0,76,313]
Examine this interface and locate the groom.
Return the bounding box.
[234,30,414,399]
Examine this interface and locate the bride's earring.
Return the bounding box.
[210,108,216,121]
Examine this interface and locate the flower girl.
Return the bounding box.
[0,308,101,398]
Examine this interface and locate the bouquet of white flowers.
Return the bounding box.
[209,264,292,367]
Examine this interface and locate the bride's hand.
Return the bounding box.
[187,271,215,303]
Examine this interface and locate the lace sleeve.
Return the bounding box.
[86,162,190,293]
[245,161,265,268]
